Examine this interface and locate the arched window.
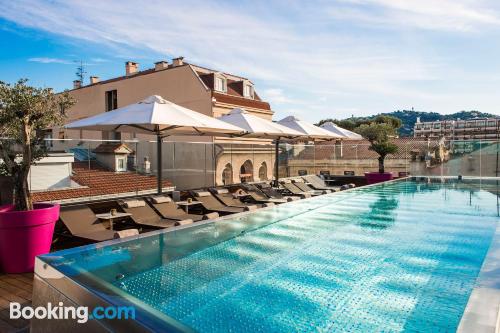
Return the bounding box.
[222,163,233,185]
[239,160,253,183]
[258,162,268,180]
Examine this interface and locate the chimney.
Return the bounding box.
[154,61,169,71]
[73,80,81,89]
[125,61,139,76]
[416,117,421,123]
[172,57,184,67]
[90,76,100,84]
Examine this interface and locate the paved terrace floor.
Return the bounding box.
[33,161,173,202]
[0,273,32,332]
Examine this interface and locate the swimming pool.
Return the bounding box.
[35,178,500,332]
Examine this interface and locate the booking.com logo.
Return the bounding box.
[10,302,135,323]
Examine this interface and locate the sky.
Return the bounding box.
[1,0,500,122]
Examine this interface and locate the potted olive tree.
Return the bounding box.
[0,79,74,273]
[356,116,400,184]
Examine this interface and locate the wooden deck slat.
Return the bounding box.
[0,278,32,292]
[0,273,33,332]
[0,281,31,299]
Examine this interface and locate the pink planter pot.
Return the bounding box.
[365,172,393,185]
[0,203,59,273]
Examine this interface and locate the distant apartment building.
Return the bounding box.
[413,117,500,140]
[53,57,275,187]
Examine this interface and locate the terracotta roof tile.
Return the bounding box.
[32,162,172,202]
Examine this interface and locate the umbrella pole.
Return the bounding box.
[274,138,280,187]
[157,133,163,194]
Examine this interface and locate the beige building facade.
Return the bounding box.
[54,57,275,187]
[414,118,500,140]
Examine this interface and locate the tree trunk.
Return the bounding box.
[14,119,34,211]
[378,156,385,174]
[13,170,33,211]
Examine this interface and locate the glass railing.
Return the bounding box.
[1,137,497,203]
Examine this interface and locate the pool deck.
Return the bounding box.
[458,218,500,333]
[0,273,33,333]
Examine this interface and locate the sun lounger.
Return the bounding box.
[59,204,119,242]
[210,188,264,209]
[192,191,246,214]
[146,195,204,221]
[257,183,299,202]
[119,199,183,229]
[291,178,331,195]
[241,184,287,203]
[280,180,314,198]
[303,175,348,191]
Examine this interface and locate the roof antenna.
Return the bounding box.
[75,60,87,83]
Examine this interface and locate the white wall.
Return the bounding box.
[28,153,74,191]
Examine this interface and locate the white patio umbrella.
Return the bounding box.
[278,116,343,180]
[320,121,363,158]
[278,116,343,140]
[65,95,245,193]
[320,121,363,140]
[218,108,304,186]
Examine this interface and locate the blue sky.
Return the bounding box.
[1,0,500,122]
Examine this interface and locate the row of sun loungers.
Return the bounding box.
[56,175,355,243]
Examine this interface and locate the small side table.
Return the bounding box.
[95,212,132,230]
[176,201,202,214]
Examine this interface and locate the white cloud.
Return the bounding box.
[90,57,109,63]
[28,57,72,64]
[331,0,500,31]
[3,0,500,120]
[262,88,291,104]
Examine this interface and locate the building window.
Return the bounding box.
[433,123,440,129]
[117,157,126,172]
[488,120,496,127]
[239,160,253,183]
[214,77,227,92]
[222,163,233,185]
[44,130,53,148]
[105,90,118,111]
[243,84,254,98]
[258,162,267,180]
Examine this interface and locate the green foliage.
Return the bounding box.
[0,79,75,210]
[318,110,497,137]
[355,117,400,173]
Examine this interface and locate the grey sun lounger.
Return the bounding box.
[291,178,331,195]
[146,195,204,221]
[257,183,299,202]
[241,184,287,204]
[210,188,264,209]
[192,190,248,214]
[120,199,189,229]
[59,204,119,242]
[303,175,348,191]
[280,180,314,198]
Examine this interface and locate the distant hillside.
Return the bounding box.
[319,110,498,137]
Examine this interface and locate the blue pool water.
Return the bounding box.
[40,179,499,332]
